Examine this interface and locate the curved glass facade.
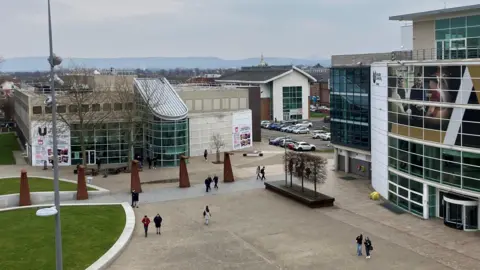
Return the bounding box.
[144,117,189,167]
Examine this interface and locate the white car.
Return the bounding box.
[319,133,331,141]
[312,132,326,139]
[293,127,310,134]
[261,121,271,128]
[301,121,313,128]
[293,142,316,151]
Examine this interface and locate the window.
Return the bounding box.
[57,105,66,113]
[436,19,450,30]
[114,103,123,111]
[32,106,42,114]
[467,15,480,27]
[103,103,111,111]
[81,104,89,112]
[45,106,52,113]
[125,102,133,110]
[92,104,101,112]
[69,105,78,113]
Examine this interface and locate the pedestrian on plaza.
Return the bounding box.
[260,166,266,181]
[153,214,163,235]
[131,189,139,208]
[355,233,363,256]
[203,206,211,225]
[96,158,102,172]
[142,215,150,237]
[147,156,152,169]
[50,158,54,170]
[256,166,261,180]
[204,149,208,162]
[204,177,212,192]
[152,157,157,169]
[364,237,373,259]
[213,175,219,189]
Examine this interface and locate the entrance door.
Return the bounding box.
[449,38,466,59]
[443,193,479,231]
[86,150,96,165]
[436,40,446,60]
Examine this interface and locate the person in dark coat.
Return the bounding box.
[260,166,266,181]
[153,214,163,235]
[204,149,208,162]
[147,156,152,169]
[205,176,212,192]
[142,215,150,237]
[364,237,373,259]
[96,158,101,171]
[355,233,363,256]
[131,189,139,208]
[213,175,219,189]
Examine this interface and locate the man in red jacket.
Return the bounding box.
[142,215,150,237]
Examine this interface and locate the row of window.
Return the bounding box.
[387,88,480,103]
[436,26,480,40]
[32,102,134,115]
[436,15,480,29]
[388,137,480,192]
[331,121,370,150]
[330,67,370,95]
[388,171,424,217]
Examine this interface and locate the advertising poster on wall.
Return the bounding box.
[30,121,71,166]
[232,110,253,150]
[387,64,480,148]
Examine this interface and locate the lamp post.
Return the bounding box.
[37,1,64,269]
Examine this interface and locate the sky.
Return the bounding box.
[1,0,479,59]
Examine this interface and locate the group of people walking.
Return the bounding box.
[141,214,163,237]
[204,175,219,192]
[355,233,373,259]
[256,166,266,180]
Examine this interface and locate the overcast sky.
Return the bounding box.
[1,0,479,59]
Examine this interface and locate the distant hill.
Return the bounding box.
[0,56,330,72]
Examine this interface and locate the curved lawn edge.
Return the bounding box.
[0,176,110,209]
[0,202,135,270]
[0,175,108,192]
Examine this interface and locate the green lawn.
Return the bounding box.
[0,205,125,270]
[0,133,20,164]
[310,112,327,118]
[0,177,96,195]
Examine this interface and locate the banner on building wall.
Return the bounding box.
[232,110,252,150]
[30,121,71,166]
[387,64,480,148]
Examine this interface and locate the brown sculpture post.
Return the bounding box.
[130,160,142,193]
[223,152,234,183]
[19,169,32,206]
[76,165,89,200]
[179,155,191,188]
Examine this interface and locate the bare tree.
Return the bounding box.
[210,133,225,163]
[284,152,327,195]
[44,69,115,166]
[304,153,328,196]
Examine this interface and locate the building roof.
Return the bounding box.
[216,65,317,84]
[389,4,480,21]
[134,78,188,121]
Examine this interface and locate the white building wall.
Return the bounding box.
[272,71,310,120]
[189,112,234,157]
[370,62,389,198]
[260,84,271,98]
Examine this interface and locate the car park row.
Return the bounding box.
[261,120,331,141]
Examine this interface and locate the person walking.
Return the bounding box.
[96,158,101,172]
[364,237,373,259]
[147,156,152,169]
[131,189,139,208]
[204,177,211,192]
[260,166,266,181]
[153,214,163,235]
[355,233,363,256]
[142,215,150,237]
[204,149,208,162]
[256,166,261,180]
[213,175,219,189]
[203,206,211,225]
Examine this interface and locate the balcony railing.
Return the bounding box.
[394,47,480,61]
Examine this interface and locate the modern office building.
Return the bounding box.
[371,5,480,231]
[217,65,317,121]
[14,74,253,167]
[330,52,411,178]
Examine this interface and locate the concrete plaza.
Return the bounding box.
[109,188,454,270]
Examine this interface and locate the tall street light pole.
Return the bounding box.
[47,0,64,269]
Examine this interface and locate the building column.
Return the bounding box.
[333,148,338,171]
[344,151,350,173]
[423,183,429,220]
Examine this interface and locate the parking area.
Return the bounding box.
[261,128,332,151]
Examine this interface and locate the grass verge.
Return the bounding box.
[309,112,327,118]
[0,205,125,270]
[0,133,20,164]
[0,177,96,195]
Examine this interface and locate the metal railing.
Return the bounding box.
[395,47,480,61]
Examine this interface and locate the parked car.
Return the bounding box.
[275,123,288,131]
[293,142,316,151]
[280,125,292,132]
[293,127,310,134]
[268,123,280,130]
[319,133,331,141]
[279,139,296,148]
[312,131,326,139]
[287,142,296,150]
[284,126,297,133]
[261,121,271,128]
[269,136,290,146]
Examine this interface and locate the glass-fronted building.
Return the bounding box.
[330,66,372,178]
[435,15,480,59]
[282,86,303,120]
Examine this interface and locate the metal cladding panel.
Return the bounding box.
[134,78,188,120]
